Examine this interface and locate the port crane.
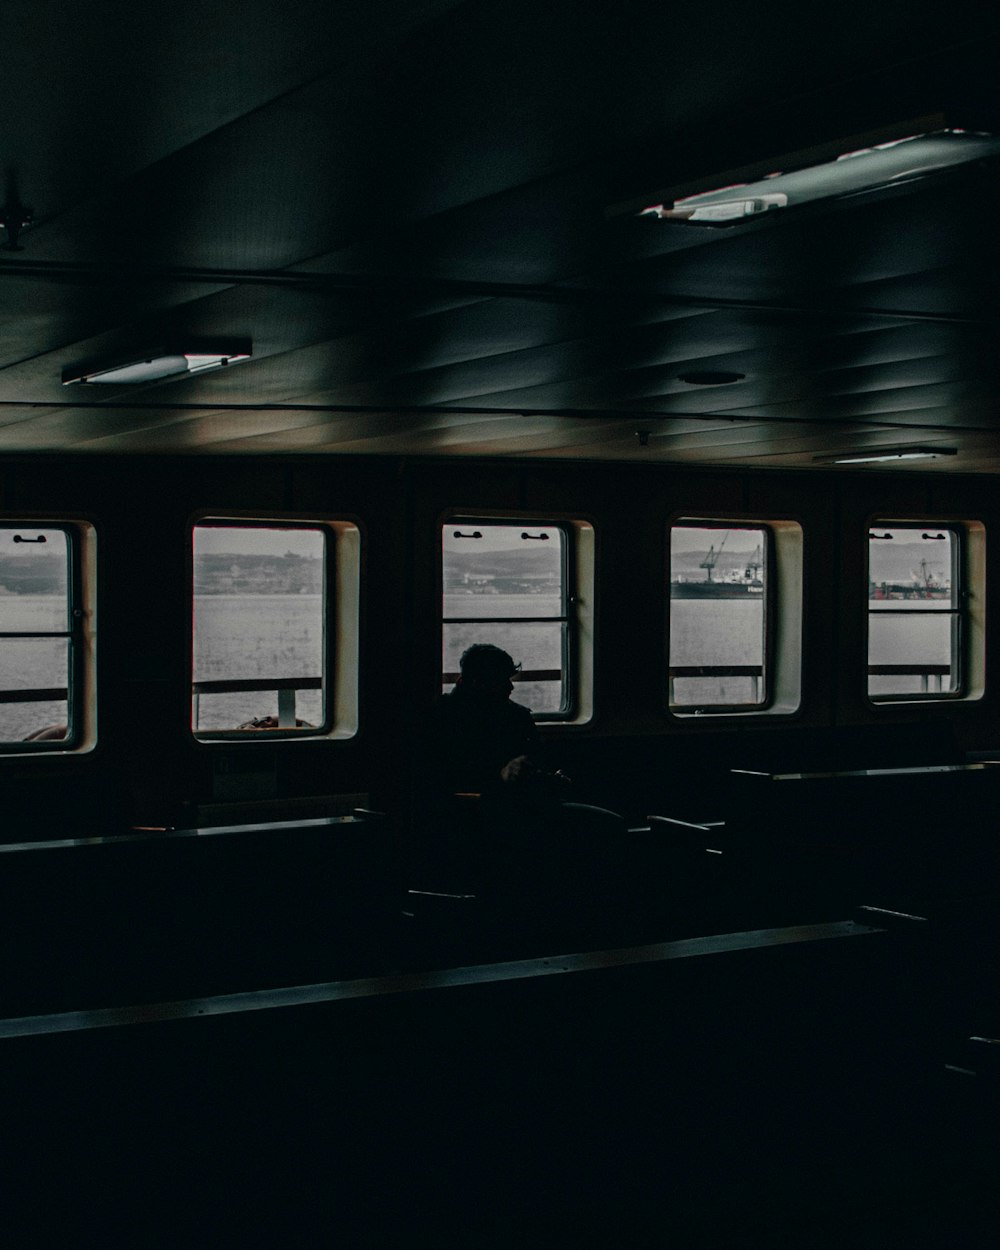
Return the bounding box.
[744,544,763,582]
[699,531,729,582]
[912,558,949,598]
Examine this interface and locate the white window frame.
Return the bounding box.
[667,515,802,720]
[439,513,594,726]
[866,518,985,706]
[0,518,97,754]
[190,514,360,743]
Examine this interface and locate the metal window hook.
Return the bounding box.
[13,534,46,544]
[452,530,483,539]
[921,532,947,540]
[521,532,550,541]
[869,532,893,540]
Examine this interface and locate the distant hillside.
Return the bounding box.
[444,547,562,594]
[0,555,66,595]
[672,542,951,587]
[671,549,762,580]
[868,541,951,585]
[194,552,322,594]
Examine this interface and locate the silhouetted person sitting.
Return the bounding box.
[413,644,569,895]
[423,643,568,808]
[415,645,624,934]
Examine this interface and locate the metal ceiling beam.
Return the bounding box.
[0,397,990,437]
[0,257,993,327]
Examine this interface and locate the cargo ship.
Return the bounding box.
[670,577,764,599]
[869,559,951,601]
[671,542,764,598]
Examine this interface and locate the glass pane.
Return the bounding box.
[443,525,564,621]
[669,526,767,707]
[442,524,567,714]
[868,528,956,608]
[195,688,324,733]
[192,525,325,733]
[868,528,958,698]
[0,637,70,743]
[868,613,959,697]
[443,621,566,714]
[0,528,70,633]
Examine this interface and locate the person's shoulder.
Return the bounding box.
[505,698,535,725]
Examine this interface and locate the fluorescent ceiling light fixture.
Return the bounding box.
[62,340,251,385]
[622,118,1000,227]
[814,446,957,465]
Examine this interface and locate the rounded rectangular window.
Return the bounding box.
[192,522,330,737]
[0,525,81,748]
[669,524,770,710]
[868,525,963,700]
[442,523,572,717]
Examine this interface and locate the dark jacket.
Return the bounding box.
[422,686,541,803]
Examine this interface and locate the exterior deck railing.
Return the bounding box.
[0,660,957,725]
[0,687,68,704]
[669,662,954,702]
[669,665,765,704]
[441,668,561,685]
[867,663,951,694]
[192,676,322,728]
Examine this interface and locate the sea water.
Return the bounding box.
[0,591,956,739]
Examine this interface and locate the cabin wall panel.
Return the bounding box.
[744,472,833,726]
[834,475,933,723]
[285,458,412,814]
[0,454,995,835]
[517,460,657,732]
[927,475,1000,739]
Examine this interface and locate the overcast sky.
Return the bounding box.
[671,526,763,555]
[193,525,323,558]
[0,528,70,559]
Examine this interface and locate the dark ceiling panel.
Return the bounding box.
[2,0,464,241]
[0,2,996,466]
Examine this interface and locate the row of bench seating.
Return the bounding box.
[5,754,1000,1010]
[0,813,399,1015]
[4,752,1000,1242]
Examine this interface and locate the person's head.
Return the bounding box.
[457,643,520,701]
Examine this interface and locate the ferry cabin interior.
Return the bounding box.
[6,2,1000,1244]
